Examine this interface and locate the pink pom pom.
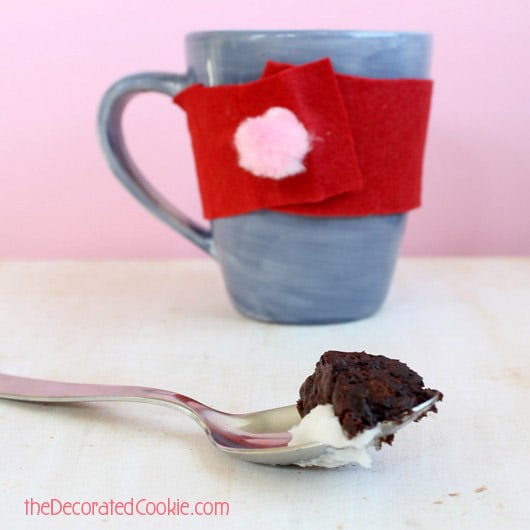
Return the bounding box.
[234,107,312,179]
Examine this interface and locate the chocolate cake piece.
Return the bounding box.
[297,351,441,441]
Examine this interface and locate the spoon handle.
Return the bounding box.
[0,373,209,429]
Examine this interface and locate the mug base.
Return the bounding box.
[229,297,385,325]
[213,210,406,325]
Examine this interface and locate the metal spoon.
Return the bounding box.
[0,373,440,466]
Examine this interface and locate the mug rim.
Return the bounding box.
[186,29,431,41]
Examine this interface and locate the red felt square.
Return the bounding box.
[174,59,363,219]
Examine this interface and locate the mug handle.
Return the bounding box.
[98,72,214,256]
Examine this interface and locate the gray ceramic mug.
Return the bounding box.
[98,30,431,324]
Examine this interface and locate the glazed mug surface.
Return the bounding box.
[98,30,432,324]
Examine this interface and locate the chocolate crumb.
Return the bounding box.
[297,351,442,439]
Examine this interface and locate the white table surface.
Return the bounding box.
[0,258,529,529]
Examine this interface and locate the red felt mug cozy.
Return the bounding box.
[174,58,433,220]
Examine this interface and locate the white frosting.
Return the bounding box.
[288,404,382,468]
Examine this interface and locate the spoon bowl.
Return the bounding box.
[0,373,441,466]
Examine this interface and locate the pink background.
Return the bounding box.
[1,1,529,258]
